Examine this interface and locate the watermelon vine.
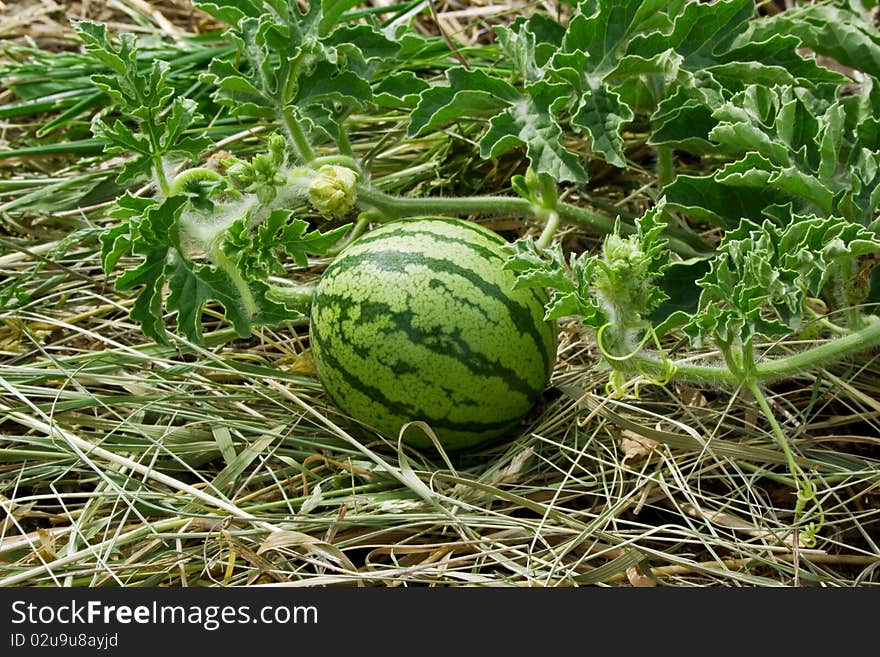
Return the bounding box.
[66,1,880,547]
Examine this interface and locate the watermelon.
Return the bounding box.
[309,217,557,451]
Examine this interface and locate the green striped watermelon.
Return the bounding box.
[309,217,557,451]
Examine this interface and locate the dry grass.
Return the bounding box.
[1,0,879,588]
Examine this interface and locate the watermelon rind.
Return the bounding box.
[309,217,557,451]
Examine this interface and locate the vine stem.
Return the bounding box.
[266,281,317,314]
[746,379,821,557]
[281,106,317,164]
[535,210,560,250]
[355,184,710,258]
[656,144,675,189]
[208,242,258,319]
[168,167,223,196]
[327,213,372,256]
[746,380,802,482]
[631,315,880,385]
[152,157,171,197]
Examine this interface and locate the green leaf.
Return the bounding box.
[319,0,365,36]
[494,17,547,83]
[570,82,634,168]
[164,253,292,341]
[481,81,586,183]
[684,213,880,350]
[223,209,350,280]
[99,223,133,274]
[373,71,429,108]
[197,0,403,142]
[258,210,351,267]
[294,61,372,107]
[410,67,585,182]
[720,35,846,88]
[713,153,832,215]
[327,24,401,72]
[648,73,723,151]
[563,0,674,75]
[115,196,187,343]
[663,174,788,228]
[742,2,880,79]
[504,205,671,333]
[110,196,316,344]
[628,0,754,68]
[667,80,880,226]
[75,21,211,184]
[189,0,262,25]
[408,67,518,137]
[502,239,597,322]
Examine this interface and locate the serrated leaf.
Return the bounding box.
[818,103,846,187]
[110,196,315,344]
[165,251,293,340]
[318,0,364,36]
[76,21,212,184]
[742,2,880,79]
[113,197,182,341]
[408,67,518,137]
[73,21,127,76]
[503,239,596,321]
[294,61,372,107]
[99,223,132,274]
[648,101,717,152]
[224,209,350,280]
[720,35,846,88]
[713,153,832,215]
[628,0,754,68]
[262,211,351,267]
[685,212,880,350]
[373,71,429,108]
[571,82,634,168]
[564,0,673,75]
[191,0,262,25]
[481,81,586,183]
[91,117,151,155]
[494,17,546,83]
[648,73,724,151]
[663,174,788,228]
[297,103,340,141]
[327,24,400,72]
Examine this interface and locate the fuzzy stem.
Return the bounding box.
[311,155,360,169]
[631,315,880,385]
[535,210,560,250]
[153,158,171,197]
[207,242,258,319]
[656,145,675,189]
[266,281,316,315]
[746,379,820,546]
[836,257,865,330]
[746,380,801,481]
[355,184,710,258]
[280,107,317,164]
[327,213,371,256]
[168,167,224,196]
[334,122,356,159]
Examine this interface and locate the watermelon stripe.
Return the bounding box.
[317,293,542,399]
[346,227,505,267]
[348,220,506,251]
[309,315,517,433]
[310,217,557,450]
[320,249,555,376]
[348,228,552,344]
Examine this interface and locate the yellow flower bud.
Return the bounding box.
[308,165,358,218]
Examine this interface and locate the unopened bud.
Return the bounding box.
[308,165,358,218]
